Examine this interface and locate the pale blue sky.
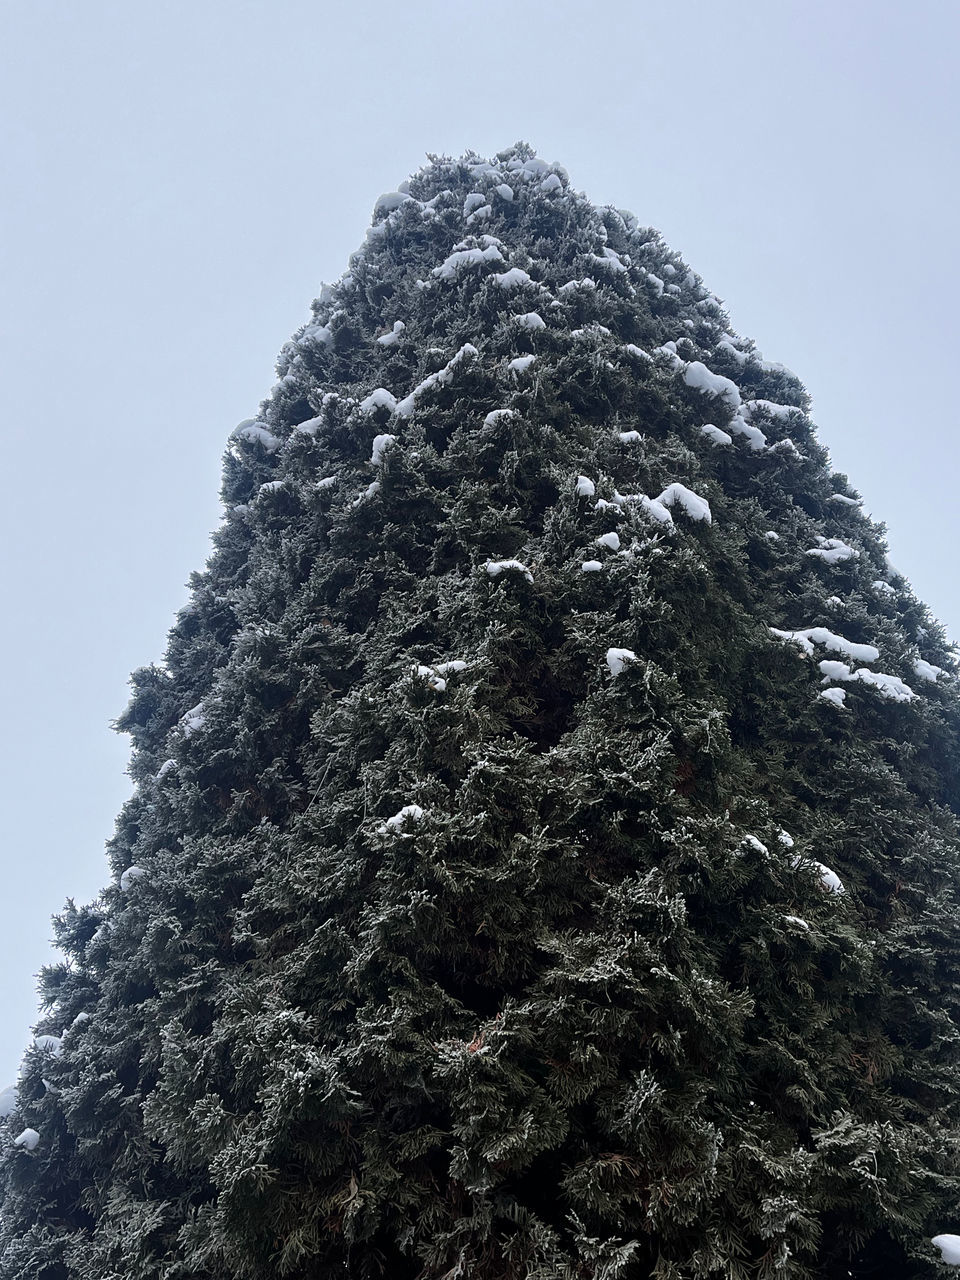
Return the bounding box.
[0,0,957,1083]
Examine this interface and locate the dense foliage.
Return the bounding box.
[3,144,960,1279]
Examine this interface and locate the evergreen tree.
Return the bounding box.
[3,143,960,1279]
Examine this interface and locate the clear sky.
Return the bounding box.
[0,0,957,1084]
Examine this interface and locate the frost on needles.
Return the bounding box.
[2,143,960,1280]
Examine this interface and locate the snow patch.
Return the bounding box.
[119,866,146,892]
[581,561,603,573]
[606,648,637,677]
[377,321,405,347]
[231,421,280,453]
[395,343,478,417]
[373,191,412,217]
[742,835,769,857]
[932,1236,960,1266]
[508,355,536,373]
[483,409,517,428]
[657,483,712,524]
[513,312,546,331]
[639,495,674,526]
[814,862,844,894]
[819,688,847,707]
[597,532,621,551]
[14,1129,39,1151]
[914,658,944,682]
[359,388,398,415]
[434,660,467,676]
[769,628,879,664]
[379,804,424,835]
[370,433,397,465]
[618,430,642,443]
[748,399,804,421]
[485,559,533,583]
[682,361,742,409]
[717,337,749,365]
[726,412,767,451]
[574,476,596,499]
[700,424,732,447]
[849,669,915,702]
[806,537,859,565]
[414,664,447,693]
[492,267,534,290]
[589,247,629,275]
[817,659,915,703]
[180,703,206,737]
[432,244,504,281]
[463,192,487,217]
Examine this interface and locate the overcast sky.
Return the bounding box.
[0,0,957,1084]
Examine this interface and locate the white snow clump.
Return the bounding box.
[359,388,398,416]
[914,658,944,682]
[485,559,533,583]
[395,343,478,417]
[377,320,405,346]
[819,687,847,707]
[379,805,424,835]
[806,537,858,565]
[932,1236,960,1266]
[657,483,712,524]
[14,1129,39,1151]
[119,866,146,892]
[682,361,741,408]
[370,433,397,465]
[231,421,280,453]
[508,355,536,373]
[606,648,637,677]
[817,661,915,703]
[180,703,206,736]
[432,244,504,281]
[700,424,732,446]
[514,311,546,330]
[492,267,533,290]
[769,628,879,664]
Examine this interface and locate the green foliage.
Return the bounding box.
[3,146,960,1279]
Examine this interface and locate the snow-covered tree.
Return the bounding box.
[3,144,960,1278]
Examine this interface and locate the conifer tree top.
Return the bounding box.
[2,144,960,1280]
